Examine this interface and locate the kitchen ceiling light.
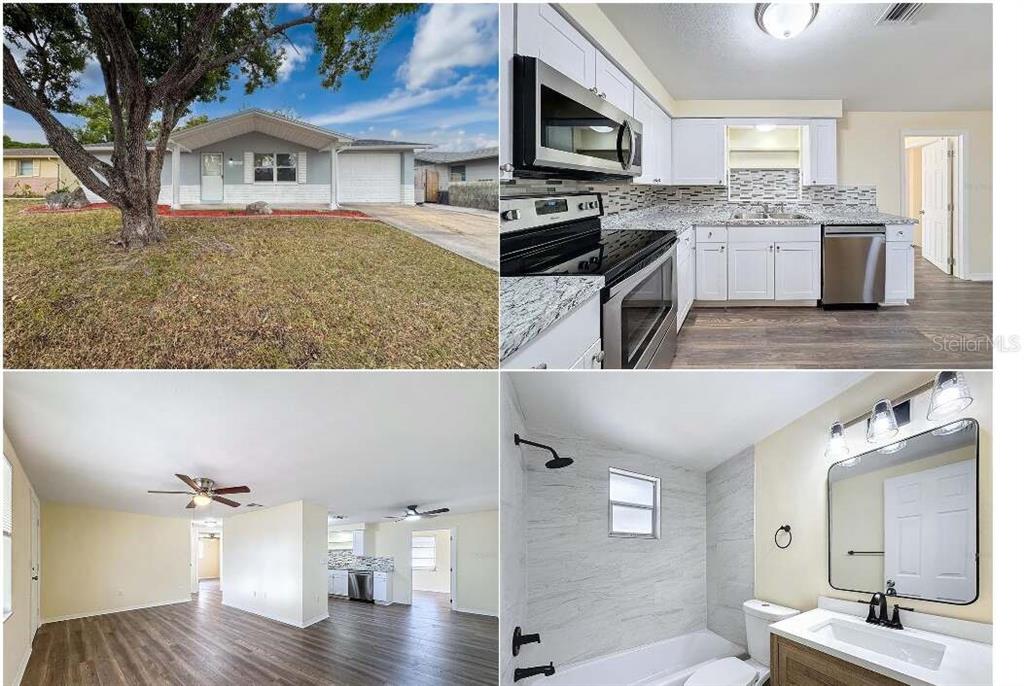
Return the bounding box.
[192,494,212,507]
[866,399,899,443]
[825,421,850,461]
[755,3,819,40]
[927,371,974,420]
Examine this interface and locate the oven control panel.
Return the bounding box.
[500,193,603,233]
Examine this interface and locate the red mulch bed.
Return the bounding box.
[23,202,368,218]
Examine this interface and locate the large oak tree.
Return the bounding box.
[3,3,418,248]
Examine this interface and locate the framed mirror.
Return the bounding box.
[828,418,979,605]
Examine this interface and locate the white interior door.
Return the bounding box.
[921,140,950,273]
[449,529,457,611]
[884,459,977,602]
[30,491,40,637]
[200,153,224,203]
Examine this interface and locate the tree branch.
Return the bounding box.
[149,4,229,103]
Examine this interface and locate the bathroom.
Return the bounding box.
[500,371,991,686]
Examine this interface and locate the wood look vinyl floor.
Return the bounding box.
[672,248,993,369]
[22,580,498,686]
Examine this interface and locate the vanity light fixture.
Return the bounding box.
[932,419,971,436]
[878,440,907,455]
[866,399,899,444]
[927,371,974,420]
[824,421,849,461]
[755,3,819,40]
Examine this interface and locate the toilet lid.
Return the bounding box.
[686,657,758,686]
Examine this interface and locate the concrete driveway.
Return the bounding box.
[346,203,497,270]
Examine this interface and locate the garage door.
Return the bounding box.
[338,153,402,203]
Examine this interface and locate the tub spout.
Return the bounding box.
[514,663,555,681]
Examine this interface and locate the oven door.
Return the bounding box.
[602,245,677,369]
[514,55,642,179]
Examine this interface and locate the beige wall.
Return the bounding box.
[3,434,36,686]
[411,528,452,594]
[198,537,220,579]
[905,146,923,245]
[369,509,498,615]
[839,111,992,277]
[300,501,328,626]
[754,371,992,623]
[41,503,191,622]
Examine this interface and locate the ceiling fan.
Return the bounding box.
[147,474,251,509]
[385,504,450,522]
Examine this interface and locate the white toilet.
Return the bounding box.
[686,599,800,686]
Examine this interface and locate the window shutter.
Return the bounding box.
[244,152,254,184]
[297,152,307,184]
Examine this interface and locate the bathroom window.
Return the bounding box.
[411,535,437,571]
[608,467,660,538]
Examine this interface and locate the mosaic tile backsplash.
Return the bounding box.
[728,168,801,202]
[502,178,878,216]
[327,550,395,571]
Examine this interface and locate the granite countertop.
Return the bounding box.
[500,275,604,362]
[600,204,917,233]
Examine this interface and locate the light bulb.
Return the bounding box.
[192,494,212,507]
[406,514,421,521]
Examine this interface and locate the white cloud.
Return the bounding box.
[277,43,311,82]
[307,77,477,126]
[399,5,497,90]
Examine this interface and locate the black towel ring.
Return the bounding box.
[775,525,792,549]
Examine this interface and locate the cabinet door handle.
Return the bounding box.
[776,245,781,252]
[719,245,725,252]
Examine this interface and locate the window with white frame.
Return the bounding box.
[276,153,297,182]
[3,456,13,619]
[254,153,275,182]
[450,164,466,182]
[609,467,660,538]
[254,152,297,182]
[411,535,437,571]
[17,160,33,176]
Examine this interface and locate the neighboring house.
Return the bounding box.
[77,109,429,207]
[414,147,498,191]
[3,148,80,196]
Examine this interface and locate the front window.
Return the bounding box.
[17,160,33,176]
[450,164,466,182]
[254,153,275,182]
[609,467,660,538]
[276,153,297,182]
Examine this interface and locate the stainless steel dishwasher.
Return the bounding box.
[822,225,886,305]
[348,570,374,602]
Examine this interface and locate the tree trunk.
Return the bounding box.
[118,193,165,249]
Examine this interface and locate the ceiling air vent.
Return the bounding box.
[875,3,925,25]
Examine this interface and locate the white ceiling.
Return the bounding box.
[3,372,497,523]
[598,3,992,110]
[508,371,870,471]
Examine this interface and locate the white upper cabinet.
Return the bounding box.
[595,52,634,115]
[516,4,596,90]
[672,119,726,185]
[801,119,838,186]
[633,89,672,184]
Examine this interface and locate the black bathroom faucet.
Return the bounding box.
[866,591,889,625]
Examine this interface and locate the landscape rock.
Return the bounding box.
[245,201,272,215]
[45,187,89,209]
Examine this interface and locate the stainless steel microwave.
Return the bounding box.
[511,54,642,180]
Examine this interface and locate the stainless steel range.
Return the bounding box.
[501,192,678,369]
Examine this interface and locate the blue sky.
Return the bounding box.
[2,4,497,151]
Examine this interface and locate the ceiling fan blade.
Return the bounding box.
[148,490,193,494]
[212,486,250,494]
[186,500,196,509]
[212,495,240,507]
[421,508,450,516]
[175,474,201,492]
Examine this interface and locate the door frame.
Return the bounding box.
[200,151,224,203]
[30,489,40,638]
[408,527,456,610]
[898,129,968,280]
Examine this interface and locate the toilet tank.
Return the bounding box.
[743,599,800,665]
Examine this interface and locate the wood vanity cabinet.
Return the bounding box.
[770,635,903,686]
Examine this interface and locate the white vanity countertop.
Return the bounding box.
[770,607,992,686]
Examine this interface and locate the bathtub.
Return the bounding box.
[538,629,745,686]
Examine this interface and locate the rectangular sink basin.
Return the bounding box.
[767,212,811,220]
[730,211,812,221]
[810,618,946,670]
[731,211,768,220]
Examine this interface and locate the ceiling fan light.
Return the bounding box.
[192,494,212,507]
[406,514,421,521]
[756,3,819,40]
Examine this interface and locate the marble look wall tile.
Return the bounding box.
[728,169,801,201]
[521,431,707,669]
[326,550,394,571]
[706,446,755,648]
[500,384,530,686]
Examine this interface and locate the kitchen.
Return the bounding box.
[498,2,992,370]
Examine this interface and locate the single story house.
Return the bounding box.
[77,109,430,208]
[413,147,498,191]
[3,148,80,196]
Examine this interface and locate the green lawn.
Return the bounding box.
[3,200,497,368]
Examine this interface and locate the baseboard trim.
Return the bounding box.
[12,644,32,686]
[969,273,992,282]
[300,612,330,628]
[43,597,193,624]
[221,600,310,629]
[454,605,498,618]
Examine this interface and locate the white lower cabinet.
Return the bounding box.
[571,337,604,369]
[373,572,393,605]
[676,234,695,330]
[328,570,349,596]
[503,294,601,369]
[884,241,915,304]
[696,242,728,300]
[728,241,775,300]
[774,241,822,300]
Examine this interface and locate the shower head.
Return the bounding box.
[513,434,574,469]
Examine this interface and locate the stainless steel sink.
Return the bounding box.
[730,211,813,221]
[731,211,769,220]
[767,212,812,220]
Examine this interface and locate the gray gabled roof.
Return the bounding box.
[4,144,112,157]
[414,147,498,165]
